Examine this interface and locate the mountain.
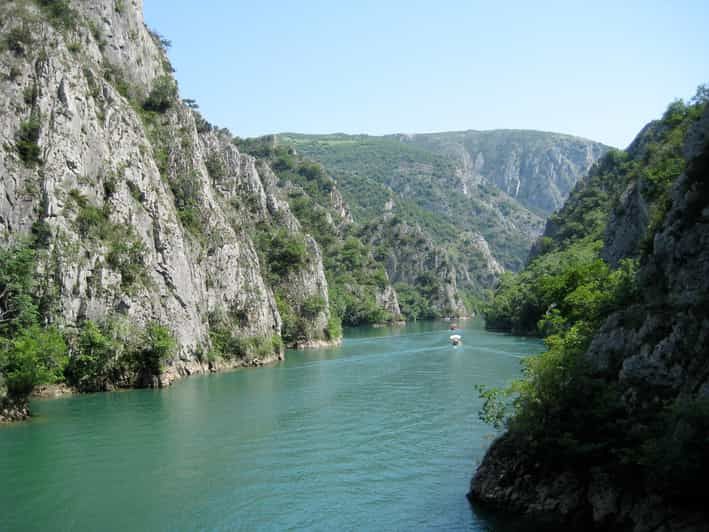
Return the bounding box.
[0,0,346,418]
[272,130,608,318]
[471,89,709,529]
[395,129,611,215]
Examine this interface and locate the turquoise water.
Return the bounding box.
[0,320,542,531]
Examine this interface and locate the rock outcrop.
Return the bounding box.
[397,129,610,215]
[469,105,709,531]
[0,0,336,389]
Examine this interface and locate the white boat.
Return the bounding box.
[449,334,462,346]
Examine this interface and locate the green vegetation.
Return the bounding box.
[394,282,439,321]
[143,75,177,113]
[252,226,307,284]
[35,0,76,31]
[280,133,543,271]
[16,114,42,166]
[169,173,206,237]
[64,318,175,392]
[4,24,33,55]
[68,190,149,290]
[0,238,174,405]
[0,242,63,403]
[208,311,282,361]
[1,325,67,399]
[478,88,708,499]
[134,323,176,377]
[0,243,68,401]
[237,139,398,326]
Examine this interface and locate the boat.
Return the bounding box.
[449,334,462,346]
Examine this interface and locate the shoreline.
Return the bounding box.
[2,336,344,424]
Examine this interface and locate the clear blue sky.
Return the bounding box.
[143,0,708,148]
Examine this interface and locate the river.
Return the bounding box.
[0,319,542,531]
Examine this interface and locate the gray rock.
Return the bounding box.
[0,0,336,388]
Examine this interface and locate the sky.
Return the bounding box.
[143,1,709,148]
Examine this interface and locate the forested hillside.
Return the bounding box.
[471,87,709,530]
[272,130,607,317]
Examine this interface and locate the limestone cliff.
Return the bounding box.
[0,0,335,391]
[398,129,611,215]
[469,103,709,530]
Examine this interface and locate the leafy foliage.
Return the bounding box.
[0,243,67,401]
[133,323,176,377]
[279,133,544,272]
[143,76,177,113]
[237,139,399,326]
[208,311,282,361]
[16,114,42,166]
[0,243,39,337]
[478,88,709,500]
[4,24,33,55]
[0,325,67,399]
[65,320,120,392]
[35,0,77,31]
[68,191,149,290]
[252,226,307,284]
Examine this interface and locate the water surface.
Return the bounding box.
[0,320,542,531]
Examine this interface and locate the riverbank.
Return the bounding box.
[468,432,709,531]
[0,320,543,530]
[0,336,349,424]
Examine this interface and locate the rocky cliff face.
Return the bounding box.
[0,0,335,387]
[469,105,709,531]
[278,129,607,319]
[399,129,611,215]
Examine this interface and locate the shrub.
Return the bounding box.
[132,323,175,377]
[0,325,67,399]
[301,295,325,317]
[36,0,76,31]
[65,320,117,392]
[326,312,342,341]
[254,228,307,283]
[16,115,42,166]
[170,174,205,237]
[143,75,177,113]
[107,239,147,289]
[4,25,33,55]
[0,243,39,337]
[75,204,110,239]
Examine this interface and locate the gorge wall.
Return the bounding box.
[469,96,709,531]
[0,0,338,392]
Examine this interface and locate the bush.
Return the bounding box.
[132,323,175,378]
[0,325,67,399]
[274,293,305,344]
[107,239,147,289]
[208,314,282,360]
[301,295,325,317]
[326,312,342,341]
[75,204,110,239]
[36,0,76,31]
[170,174,205,237]
[143,75,177,113]
[0,243,39,337]
[4,25,33,55]
[254,228,307,283]
[65,320,117,392]
[16,115,42,166]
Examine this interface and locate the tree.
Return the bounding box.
[132,323,175,380]
[0,325,67,400]
[0,243,38,337]
[143,76,177,113]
